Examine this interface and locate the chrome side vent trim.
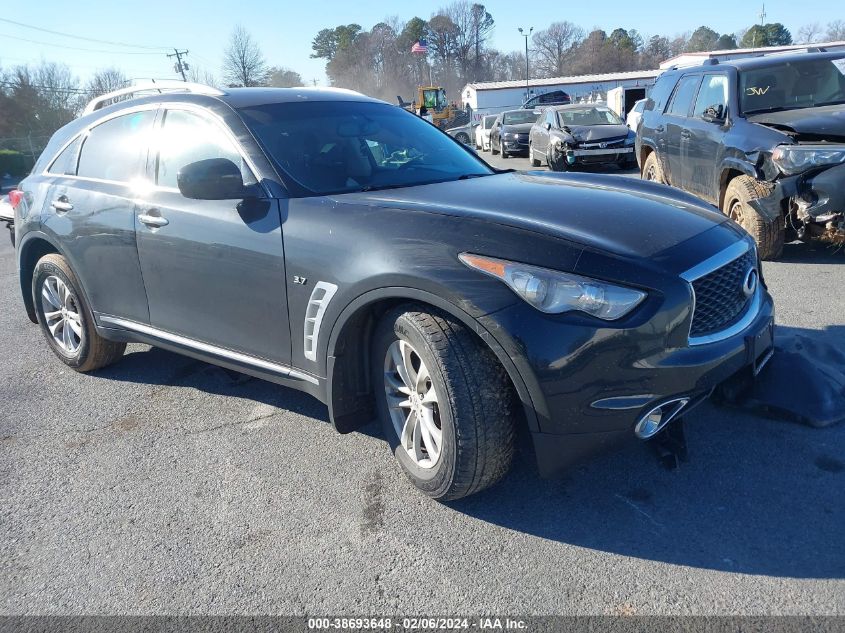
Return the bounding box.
[303,282,338,362]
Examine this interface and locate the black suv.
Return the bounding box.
[637,51,845,260]
[12,85,774,500]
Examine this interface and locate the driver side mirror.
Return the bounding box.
[702,104,726,123]
[544,122,552,131]
[177,158,252,200]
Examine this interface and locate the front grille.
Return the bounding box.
[690,249,756,339]
[580,138,626,149]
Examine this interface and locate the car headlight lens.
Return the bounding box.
[771,144,845,175]
[459,253,646,320]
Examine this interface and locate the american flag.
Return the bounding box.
[411,39,428,54]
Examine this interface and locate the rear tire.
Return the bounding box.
[32,254,126,372]
[455,132,469,145]
[8,228,13,247]
[530,145,541,167]
[372,305,516,500]
[723,176,785,260]
[641,152,665,184]
[491,141,499,155]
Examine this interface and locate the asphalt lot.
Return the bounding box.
[1,160,844,615]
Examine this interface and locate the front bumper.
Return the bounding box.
[502,136,529,154]
[568,145,635,165]
[479,281,775,478]
[750,163,845,231]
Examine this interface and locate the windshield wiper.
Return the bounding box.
[457,173,490,180]
[814,99,845,107]
[357,183,413,193]
[744,105,798,115]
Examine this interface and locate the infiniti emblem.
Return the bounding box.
[742,268,758,297]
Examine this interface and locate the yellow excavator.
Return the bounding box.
[397,86,467,129]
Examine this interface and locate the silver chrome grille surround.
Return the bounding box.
[682,240,762,346]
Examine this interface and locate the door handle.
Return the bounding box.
[655,125,665,133]
[139,212,169,228]
[680,130,692,139]
[51,196,73,212]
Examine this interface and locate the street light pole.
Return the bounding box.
[518,27,533,102]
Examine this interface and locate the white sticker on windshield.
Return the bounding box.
[833,59,845,77]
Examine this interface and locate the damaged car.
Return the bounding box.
[637,50,845,260]
[530,104,637,171]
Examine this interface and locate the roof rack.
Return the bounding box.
[82,80,225,115]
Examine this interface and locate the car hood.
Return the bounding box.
[501,123,534,134]
[747,104,845,139]
[561,124,630,143]
[334,171,729,258]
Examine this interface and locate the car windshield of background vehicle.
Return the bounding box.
[238,101,492,196]
[502,110,540,124]
[740,57,845,114]
[558,107,624,126]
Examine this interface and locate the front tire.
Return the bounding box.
[8,228,13,247]
[455,132,469,145]
[723,176,785,260]
[33,254,126,372]
[373,305,516,500]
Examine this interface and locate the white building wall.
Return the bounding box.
[464,75,658,118]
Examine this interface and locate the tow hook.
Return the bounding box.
[649,417,688,470]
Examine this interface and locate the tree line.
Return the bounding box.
[310,3,845,103]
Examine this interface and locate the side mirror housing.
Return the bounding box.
[702,104,726,124]
[544,122,552,131]
[177,158,251,200]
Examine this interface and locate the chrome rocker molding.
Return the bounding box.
[681,239,762,346]
[98,315,319,385]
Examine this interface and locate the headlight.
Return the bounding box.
[771,144,845,175]
[459,253,646,320]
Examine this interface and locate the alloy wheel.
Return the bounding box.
[41,275,83,354]
[383,339,443,469]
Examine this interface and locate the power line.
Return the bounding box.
[0,33,166,55]
[0,17,171,50]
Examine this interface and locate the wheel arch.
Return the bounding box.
[17,231,66,324]
[323,287,539,436]
[718,160,757,210]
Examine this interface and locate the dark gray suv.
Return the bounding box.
[636,51,845,259]
[12,86,774,499]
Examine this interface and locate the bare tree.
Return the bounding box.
[85,68,129,98]
[797,23,822,43]
[223,25,269,87]
[826,20,845,41]
[532,22,584,77]
[187,66,220,88]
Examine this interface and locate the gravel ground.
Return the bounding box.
[1,161,843,615]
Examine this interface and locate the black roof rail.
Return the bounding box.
[703,58,719,65]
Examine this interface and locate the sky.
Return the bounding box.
[1,0,842,87]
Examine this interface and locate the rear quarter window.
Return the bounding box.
[46,137,82,176]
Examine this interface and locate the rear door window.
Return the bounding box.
[77,110,155,182]
[666,75,701,117]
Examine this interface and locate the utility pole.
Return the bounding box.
[167,49,190,81]
[518,27,533,102]
[755,3,766,48]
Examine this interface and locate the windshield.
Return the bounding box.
[422,88,448,110]
[740,57,845,114]
[482,115,497,129]
[238,101,492,196]
[502,110,540,125]
[558,107,624,126]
